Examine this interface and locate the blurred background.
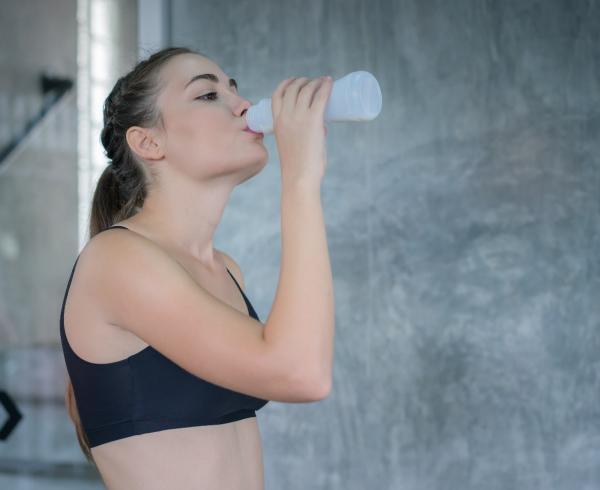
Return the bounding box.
[0,0,599,489]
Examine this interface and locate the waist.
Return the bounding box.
[86,409,259,448]
[91,416,265,490]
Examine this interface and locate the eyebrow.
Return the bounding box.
[184,73,238,91]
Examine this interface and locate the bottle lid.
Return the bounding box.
[246,99,272,133]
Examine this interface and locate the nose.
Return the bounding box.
[236,97,252,118]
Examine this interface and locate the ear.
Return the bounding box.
[125,126,165,161]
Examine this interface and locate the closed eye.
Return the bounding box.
[195,92,218,101]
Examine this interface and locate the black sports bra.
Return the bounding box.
[59,225,269,448]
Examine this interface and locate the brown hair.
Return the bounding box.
[64,46,202,464]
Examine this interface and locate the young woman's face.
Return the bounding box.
[155,53,268,181]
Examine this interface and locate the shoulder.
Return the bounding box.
[84,225,160,262]
[79,226,178,292]
[83,228,245,292]
[217,249,245,290]
[70,226,179,329]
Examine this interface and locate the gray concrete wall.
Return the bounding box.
[171,0,600,489]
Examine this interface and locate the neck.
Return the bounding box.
[130,171,236,269]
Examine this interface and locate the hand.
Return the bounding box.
[271,76,333,185]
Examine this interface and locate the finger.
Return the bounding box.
[271,77,297,119]
[282,77,311,114]
[297,77,325,109]
[310,76,333,114]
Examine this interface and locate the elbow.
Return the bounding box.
[288,363,332,401]
[305,371,332,401]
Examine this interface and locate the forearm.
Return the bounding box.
[263,179,335,392]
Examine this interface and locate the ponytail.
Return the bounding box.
[89,163,146,238]
[64,377,95,464]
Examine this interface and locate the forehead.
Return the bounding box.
[159,53,226,93]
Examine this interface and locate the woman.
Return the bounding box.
[59,46,335,489]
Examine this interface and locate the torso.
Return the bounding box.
[63,220,264,490]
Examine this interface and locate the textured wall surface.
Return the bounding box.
[172,1,600,489]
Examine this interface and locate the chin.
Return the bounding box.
[240,157,268,183]
[247,150,268,170]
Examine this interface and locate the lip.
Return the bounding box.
[243,127,264,137]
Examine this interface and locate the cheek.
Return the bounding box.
[172,107,230,146]
[164,109,236,168]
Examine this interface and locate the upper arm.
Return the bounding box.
[82,229,321,402]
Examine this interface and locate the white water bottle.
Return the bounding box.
[246,70,382,134]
